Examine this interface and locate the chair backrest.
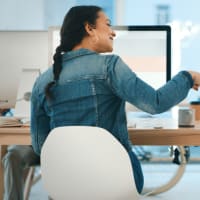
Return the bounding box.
[41,126,140,200]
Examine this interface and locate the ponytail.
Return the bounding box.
[45,46,62,99]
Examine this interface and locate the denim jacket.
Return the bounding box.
[31,48,193,192]
[31,48,193,155]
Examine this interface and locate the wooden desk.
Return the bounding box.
[0,127,31,145]
[0,122,200,199]
[129,120,200,146]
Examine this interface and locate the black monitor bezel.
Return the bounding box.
[112,25,171,82]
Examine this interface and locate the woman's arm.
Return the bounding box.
[30,87,50,155]
[107,56,197,114]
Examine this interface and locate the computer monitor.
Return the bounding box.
[112,25,171,89]
[0,64,21,109]
[14,68,41,117]
[0,31,48,109]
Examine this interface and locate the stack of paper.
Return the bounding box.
[0,117,23,127]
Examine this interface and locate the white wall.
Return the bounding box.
[44,0,76,28]
[0,31,48,70]
[0,0,45,30]
[0,0,78,30]
[0,0,114,30]
[124,0,200,25]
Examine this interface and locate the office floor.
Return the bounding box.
[29,162,200,200]
[143,163,200,199]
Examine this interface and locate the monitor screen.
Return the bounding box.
[14,68,41,117]
[112,26,171,89]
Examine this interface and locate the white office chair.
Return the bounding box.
[41,126,158,200]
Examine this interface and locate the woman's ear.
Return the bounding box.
[85,23,95,36]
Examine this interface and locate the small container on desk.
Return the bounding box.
[178,107,195,127]
[190,101,200,121]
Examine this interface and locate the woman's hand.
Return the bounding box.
[188,71,200,90]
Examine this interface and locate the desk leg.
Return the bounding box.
[0,145,8,200]
[142,146,187,196]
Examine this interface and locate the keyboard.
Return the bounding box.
[127,111,178,129]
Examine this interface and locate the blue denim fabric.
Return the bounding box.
[31,48,193,193]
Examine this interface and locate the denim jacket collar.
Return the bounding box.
[62,48,97,61]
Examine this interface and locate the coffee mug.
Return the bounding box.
[178,107,195,127]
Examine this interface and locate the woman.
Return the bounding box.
[31,5,200,193]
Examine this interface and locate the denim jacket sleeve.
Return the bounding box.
[31,83,50,155]
[107,55,193,114]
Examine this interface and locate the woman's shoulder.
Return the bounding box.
[99,53,121,65]
[32,68,53,94]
